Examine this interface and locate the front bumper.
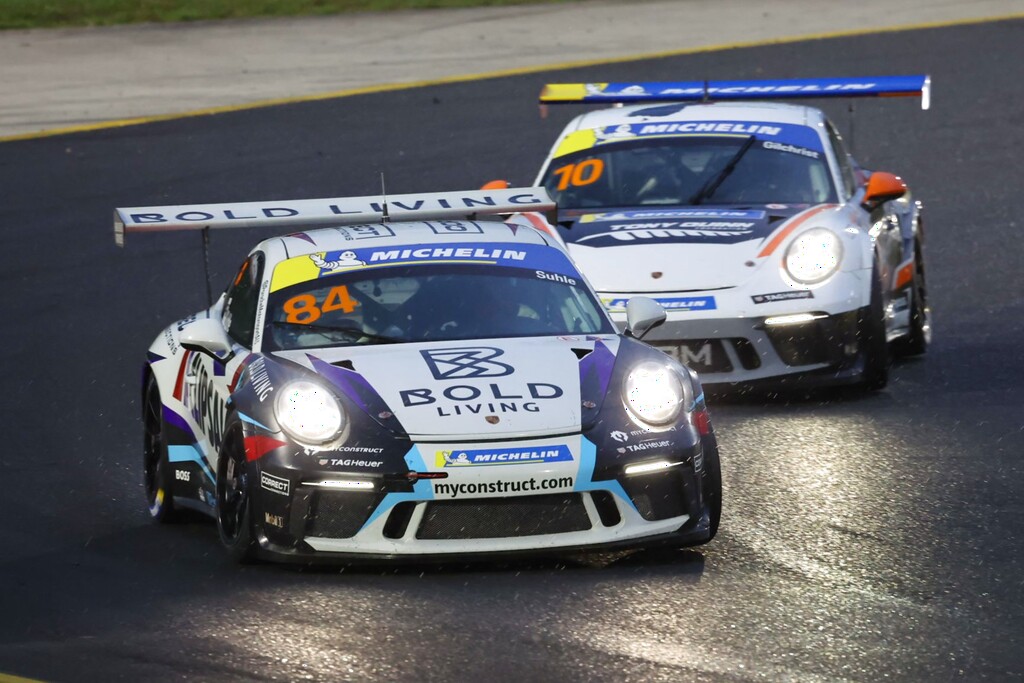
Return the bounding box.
[604,268,872,388]
[249,433,713,562]
[636,307,867,387]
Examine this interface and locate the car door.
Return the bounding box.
[184,252,265,471]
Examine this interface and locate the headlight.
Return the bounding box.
[784,228,843,284]
[274,380,345,444]
[623,361,689,426]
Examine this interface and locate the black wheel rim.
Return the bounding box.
[143,383,164,511]
[217,425,249,543]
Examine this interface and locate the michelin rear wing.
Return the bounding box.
[540,75,931,110]
[114,187,556,246]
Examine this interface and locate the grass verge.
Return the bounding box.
[0,0,578,30]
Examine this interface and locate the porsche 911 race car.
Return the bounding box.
[532,76,932,390]
[116,187,721,562]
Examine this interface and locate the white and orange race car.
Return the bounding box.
[532,76,932,391]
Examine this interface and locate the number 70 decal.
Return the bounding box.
[550,159,605,191]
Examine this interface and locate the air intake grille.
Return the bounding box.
[620,468,688,521]
[305,491,380,538]
[416,493,591,540]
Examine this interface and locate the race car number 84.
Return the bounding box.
[283,285,359,324]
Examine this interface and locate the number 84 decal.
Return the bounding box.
[282,285,360,324]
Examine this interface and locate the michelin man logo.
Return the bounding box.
[310,250,364,271]
[595,124,636,143]
[442,452,473,466]
[586,83,648,98]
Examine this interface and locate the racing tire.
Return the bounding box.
[143,374,178,523]
[216,412,259,563]
[856,261,890,390]
[698,432,722,544]
[893,244,931,357]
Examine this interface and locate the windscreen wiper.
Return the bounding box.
[269,320,404,344]
[688,135,756,205]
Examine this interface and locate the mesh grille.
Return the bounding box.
[621,469,688,521]
[305,491,380,539]
[765,320,833,367]
[591,490,622,527]
[630,492,656,520]
[731,337,762,370]
[416,493,591,540]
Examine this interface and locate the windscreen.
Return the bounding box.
[542,135,836,208]
[263,262,614,351]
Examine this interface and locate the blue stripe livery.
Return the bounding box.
[543,76,930,109]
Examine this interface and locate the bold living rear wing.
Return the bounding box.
[114,187,556,246]
[539,75,931,110]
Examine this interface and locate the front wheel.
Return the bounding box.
[216,412,259,563]
[856,261,890,390]
[698,432,722,543]
[143,374,178,523]
[894,244,931,357]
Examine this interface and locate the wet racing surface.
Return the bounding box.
[1,18,1022,681]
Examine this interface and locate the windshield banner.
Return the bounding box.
[568,208,783,247]
[554,120,825,158]
[270,242,582,292]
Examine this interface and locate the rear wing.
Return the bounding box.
[540,75,931,110]
[114,187,556,246]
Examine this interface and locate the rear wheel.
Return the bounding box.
[216,413,259,563]
[856,261,890,390]
[894,244,931,356]
[143,375,178,523]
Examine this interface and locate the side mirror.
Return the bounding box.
[180,318,235,361]
[625,297,667,340]
[480,179,511,190]
[862,171,907,210]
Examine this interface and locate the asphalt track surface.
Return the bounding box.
[2,18,1023,683]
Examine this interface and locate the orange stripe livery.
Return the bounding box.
[757,204,837,258]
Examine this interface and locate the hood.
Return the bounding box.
[276,335,622,441]
[558,205,803,292]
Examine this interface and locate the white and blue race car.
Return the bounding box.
[532,76,932,391]
[116,187,721,562]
